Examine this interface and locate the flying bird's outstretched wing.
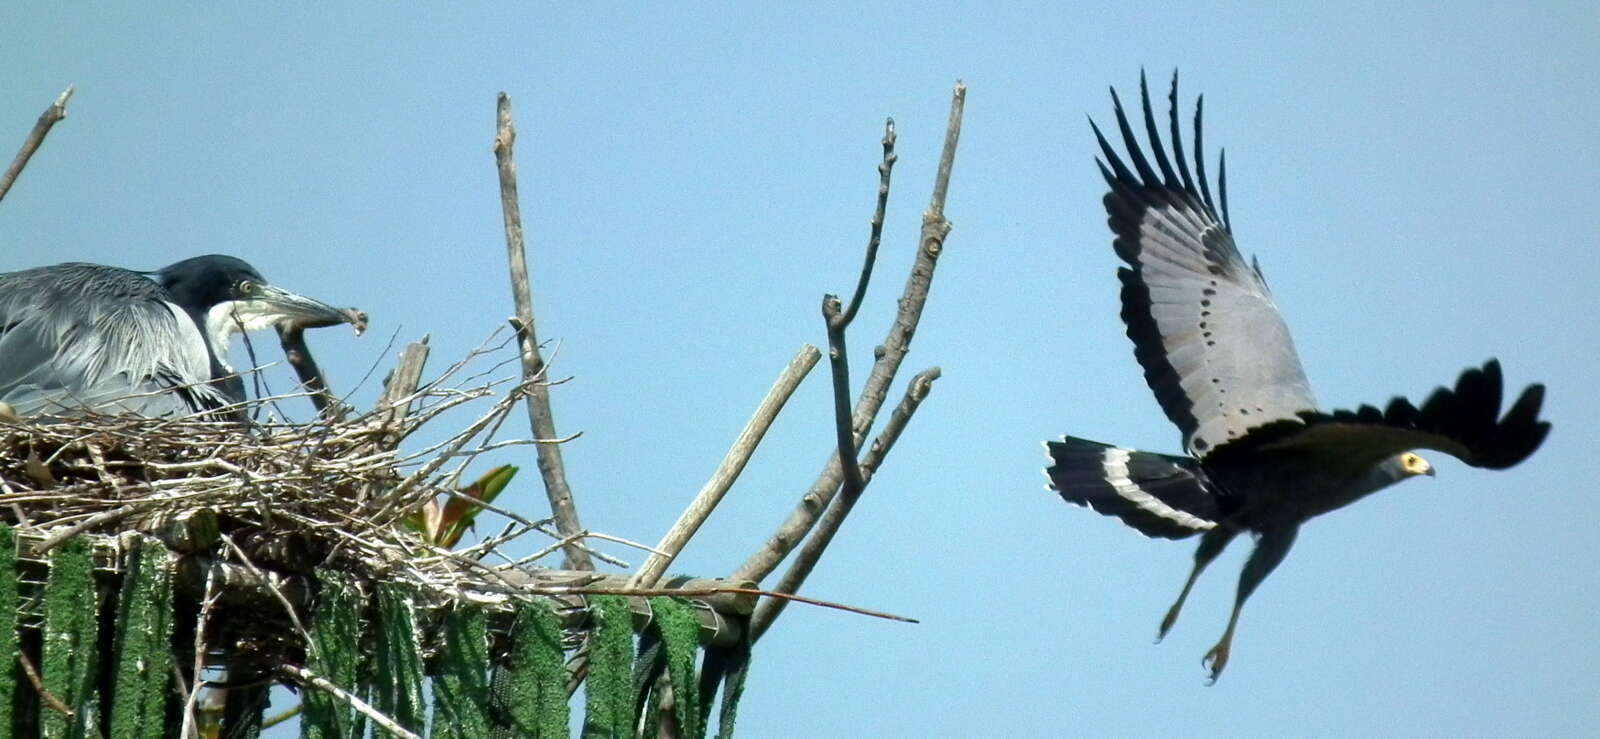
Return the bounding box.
[1091,71,1318,458]
[1240,359,1550,472]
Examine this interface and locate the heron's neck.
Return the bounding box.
[202,302,248,372]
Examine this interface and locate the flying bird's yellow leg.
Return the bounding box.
[1203,524,1299,683]
[1203,608,1240,684]
[1160,526,1236,642]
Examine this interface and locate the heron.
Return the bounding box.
[1044,72,1549,682]
[0,254,360,419]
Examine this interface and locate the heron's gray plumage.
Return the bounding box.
[0,254,355,420]
[0,263,226,417]
[1045,71,1551,682]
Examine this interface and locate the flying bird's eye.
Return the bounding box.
[237,280,256,296]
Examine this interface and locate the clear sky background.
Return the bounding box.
[4,4,1597,737]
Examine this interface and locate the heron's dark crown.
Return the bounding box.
[154,254,265,312]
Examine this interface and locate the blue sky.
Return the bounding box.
[4,4,1597,736]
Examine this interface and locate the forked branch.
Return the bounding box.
[733,81,965,586]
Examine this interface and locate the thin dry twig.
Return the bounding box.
[0,85,73,204]
[181,568,221,739]
[548,585,916,625]
[733,81,965,585]
[495,92,593,571]
[630,345,821,588]
[279,663,422,739]
[841,118,897,325]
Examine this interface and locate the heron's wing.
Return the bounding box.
[1092,72,1318,458]
[0,264,222,417]
[1236,360,1549,470]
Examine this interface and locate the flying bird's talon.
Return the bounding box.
[1202,642,1230,684]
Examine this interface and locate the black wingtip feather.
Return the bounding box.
[1167,70,1197,194]
[1218,148,1231,232]
[1089,117,1136,184]
[1109,87,1160,186]
[1193,95,1216,213]
[1139,70,1179,188]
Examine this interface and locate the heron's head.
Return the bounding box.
[156,254,361,351]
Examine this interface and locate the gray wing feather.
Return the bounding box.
[0,263,223,417]
[1094,73,1318,457]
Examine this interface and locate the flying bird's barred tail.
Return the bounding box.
[1044,436,1220,539]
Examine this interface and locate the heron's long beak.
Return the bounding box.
[251,284,367,335]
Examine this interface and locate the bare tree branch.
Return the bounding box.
[821,295,866,514]
[17,650,71,716]
[630,344,820,588]
[279,664,421,739]
[751,367,939,640]
[494,91,593,571]
[0,86,73,205]
[733,81,966,584]
[840,119,897,325]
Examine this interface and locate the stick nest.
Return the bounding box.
[0,342,599,670]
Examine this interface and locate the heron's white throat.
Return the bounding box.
[203,299,282,370]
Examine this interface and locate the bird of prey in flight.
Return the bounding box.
[1044,72,1550,682]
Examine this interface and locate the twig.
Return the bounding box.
[181,568,220,739]
[733,81,965,584]
[821,296,866,511]
[279,663,422,739]
[32,503,142,554]
[219,533,314,648]
[495,92,593,572]
[17,650,71,716]
[547,585,917,625]
[630,345,820,588]
[0,85,73,204]
[752,367,939,640]
[840,118,897,325]
[261,704,302,729]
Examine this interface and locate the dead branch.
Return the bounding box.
[751,366,939,639]
[17,650,71,716]
[279,663,421,739]
[630,344,821,588]
[0,86,73,205]
[840,118,897,325]
[495,92,593,572]
[733,81,965,585]
[180,568,220,739]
